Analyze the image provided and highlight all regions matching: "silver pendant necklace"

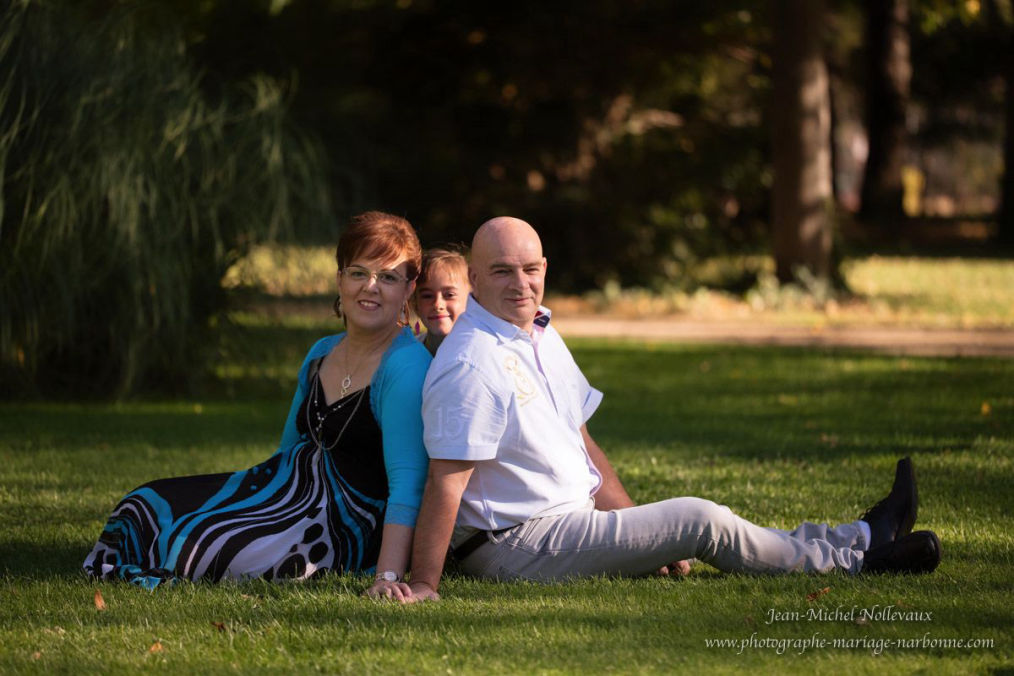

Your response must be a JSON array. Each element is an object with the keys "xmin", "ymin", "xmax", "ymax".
[{"xmin": 340, "ymin": 333, "xmax": 391, "ymax": 397}]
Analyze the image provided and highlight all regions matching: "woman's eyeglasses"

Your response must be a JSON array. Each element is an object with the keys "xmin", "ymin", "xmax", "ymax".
[{"xmin": 342, "ymin": 265, "xmax": 408, "ymax": 286}]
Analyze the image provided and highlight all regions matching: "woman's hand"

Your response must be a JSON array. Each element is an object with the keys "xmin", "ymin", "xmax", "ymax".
[{"xmin": 364, "ymin": 579, "xmax": 416, "ymax": 603}]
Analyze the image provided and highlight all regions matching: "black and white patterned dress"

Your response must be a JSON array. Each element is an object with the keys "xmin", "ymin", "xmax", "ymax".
[{"xmin": 83, "ymin": 358, "xmax": 390, "ymax": 588}]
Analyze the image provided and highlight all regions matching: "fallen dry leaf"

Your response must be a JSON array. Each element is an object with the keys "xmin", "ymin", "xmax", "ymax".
[
  {"xmin": 93, "ymin": 589, "xmax": 106, "ymax": 611},
  {"xmin": 148, "ymin": 641, "xmax": 164, "ymax": 654},
  {"xmin": 211, "ymin": 621, "xmax": 227, "ymax": 632},
  {"xmin": 31, "ymin": 651, "xmax": 42, "ymax": 660},
  {"xmin": 854, "ymin": 615, "xmax": 869, "ymax": 626},
  {"xmin": 981, "ymin": 401, "xmax": 992, "ymax": 416},
  {"xmin": 240, "ymin": 593, "xmax": 261, "ymax": 608},
  {"xmin": 806, "ymin": 586, "xmax": 831, "ymax": 602}
]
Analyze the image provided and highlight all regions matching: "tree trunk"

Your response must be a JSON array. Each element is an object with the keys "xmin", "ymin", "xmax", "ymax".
[
  {"xmin": 999, "ymin": 11, "xmax": 1014, "ymax": 248},
  {"xmin": 771, "ymin": 0, "xmax": 834, "ymax": 283},
  {"xmin": 859, "ymin": 0, "xmax": 911, "ymax": 223}
]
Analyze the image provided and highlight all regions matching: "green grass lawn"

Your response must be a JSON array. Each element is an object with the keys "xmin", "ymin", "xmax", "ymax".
[{"xmin": 2, "ymin": 324, "xmax": 1012, "ymax": 673}]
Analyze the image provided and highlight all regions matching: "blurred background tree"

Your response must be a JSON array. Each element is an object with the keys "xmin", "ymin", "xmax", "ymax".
[
  {"xmin": 859, "ymin": 0, "xmax": 911, "ymax": 224},
  {"xmin": 2, "ymin": 0, "xmax": 1008, "ymax": 397},
  {"xmin": 771, "ymin": 0, "xmax": 834, "ymax": 283}
]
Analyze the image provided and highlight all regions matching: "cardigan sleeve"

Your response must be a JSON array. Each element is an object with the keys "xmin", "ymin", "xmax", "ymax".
[{"xmin": 371, "ymin": 332, "xmax": 431, "ymax": 527}]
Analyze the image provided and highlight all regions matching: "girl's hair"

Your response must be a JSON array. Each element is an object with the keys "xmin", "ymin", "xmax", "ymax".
[
  {"xmin": 416, "ymin": 245, "xmax": 469, "ymax": 289},
  {"xmin": 333, "ymin": 211, "xmax": 422, "ymax": 318}
]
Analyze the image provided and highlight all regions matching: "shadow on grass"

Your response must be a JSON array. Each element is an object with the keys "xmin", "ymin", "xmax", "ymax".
[
  {"xmin": 1, "ymin": 540, "xmax": 92, "ymax": 579},
  {"xmin": 0, "ymin": 402, "xmax": 284, "ymax": 451}
]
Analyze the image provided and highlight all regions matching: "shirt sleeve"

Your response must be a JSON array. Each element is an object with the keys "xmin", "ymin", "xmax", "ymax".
[
  {"xmin": 580, "ymin": 380, "xmax": 603, "ymax": 423},
  {"xmin": 374, "ymin": 345, "xmax": 431, "ymax": 528},
  {"xmin": 423, "ymin": 357, "xmax": 507, "ymax": 461}
]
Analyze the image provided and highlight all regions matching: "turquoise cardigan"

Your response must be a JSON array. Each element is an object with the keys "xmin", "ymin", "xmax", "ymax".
[{"xmin": 275, "ymin": 326, "xmax": 432, "ymax": 527}]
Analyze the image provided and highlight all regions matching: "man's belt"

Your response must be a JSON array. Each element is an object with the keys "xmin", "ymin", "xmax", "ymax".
[{"xmin": 451, "ymin": 526, "xmax": 514, "ymax": 561}]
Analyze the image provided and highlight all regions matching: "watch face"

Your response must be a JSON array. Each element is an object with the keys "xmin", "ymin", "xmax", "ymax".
[{"xmin": 378, "ymin": 571, "xmax": 399, "ymax": 582}]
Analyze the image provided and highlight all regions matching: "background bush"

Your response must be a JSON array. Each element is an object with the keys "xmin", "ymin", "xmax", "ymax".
[{"xmin": 0, "ymin": 1, "xmax": 332, "ymax": 398}]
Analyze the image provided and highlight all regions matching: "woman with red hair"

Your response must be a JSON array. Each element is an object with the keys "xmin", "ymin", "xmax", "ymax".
[{"xmin": 85, "ymin": 212, "xmax": 430, "ymax": 601}]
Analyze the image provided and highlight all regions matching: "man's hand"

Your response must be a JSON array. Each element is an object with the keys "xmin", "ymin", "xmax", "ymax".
[
  {"xmin": 656, "ymin": 560, "xmax": 692, "ymax": 577},
  {"xmin": 408, "ymin": 580, "xmax": 441, "ymax": 602},
  {"xmin": 364, "ymin": 579, "xmax": 417, "ymax": 603}
]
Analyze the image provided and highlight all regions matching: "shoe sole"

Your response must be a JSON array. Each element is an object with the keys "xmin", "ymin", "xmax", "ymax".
[{"xmin": 910, "ymin": 529, "xmax": 942, "ymax": 574}]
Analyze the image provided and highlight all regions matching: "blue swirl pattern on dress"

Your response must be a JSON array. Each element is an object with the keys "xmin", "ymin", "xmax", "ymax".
[
  {"xmin": 84, "ymin": 379, "xmax": 386, "ymax": 588},
  {"xmin": 84, "ymin": 329, "xmax": 430, "ymax": 588}
]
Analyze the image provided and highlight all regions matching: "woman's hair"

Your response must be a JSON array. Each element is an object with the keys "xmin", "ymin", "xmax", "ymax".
[{"xmin": 333, "ymin": 211, "xmax": 422, "ymax": 318}]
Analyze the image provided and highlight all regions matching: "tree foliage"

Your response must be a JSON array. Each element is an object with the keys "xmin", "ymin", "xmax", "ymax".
[
  {"xmin": 180, "ymin": 0, "xmax": 776, "ymax": 291},
  {"xmin": 4, "ymin": 1, "xmax": 1007, "ymax": 400}
]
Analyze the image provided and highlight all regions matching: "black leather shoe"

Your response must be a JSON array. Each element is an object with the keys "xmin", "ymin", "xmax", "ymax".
[
  {"xmin": 860, "ymin": 457, "xmax": 917, "ymax": 549},
  {"xmin": 862, "ymin": 530, "xmax": 941, "ymax": 574}
]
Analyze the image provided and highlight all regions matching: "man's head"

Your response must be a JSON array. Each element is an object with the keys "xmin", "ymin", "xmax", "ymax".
[{"xmin": 469, "ymin": 217, "xmax": 547, "ymax": 333}]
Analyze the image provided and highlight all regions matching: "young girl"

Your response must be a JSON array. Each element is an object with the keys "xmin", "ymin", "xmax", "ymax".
[{"xmin": 413, "ymin": 247, "xmax": 469, "ymax": 355}]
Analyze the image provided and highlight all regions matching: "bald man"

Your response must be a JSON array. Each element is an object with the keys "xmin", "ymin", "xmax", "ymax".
[{"xmin": 403, "ymin": 217, "xmax": 939, "ymax": 602}]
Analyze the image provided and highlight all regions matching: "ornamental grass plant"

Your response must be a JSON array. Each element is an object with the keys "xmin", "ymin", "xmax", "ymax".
[{"xmin": 0, "ymin": 1, "xmax": 331, "ymax": 399}]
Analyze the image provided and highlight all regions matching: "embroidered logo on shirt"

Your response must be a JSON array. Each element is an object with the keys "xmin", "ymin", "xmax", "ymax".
[{"xmin": 504, "ymin": 356, "xmax": 538, "ymax": 406}]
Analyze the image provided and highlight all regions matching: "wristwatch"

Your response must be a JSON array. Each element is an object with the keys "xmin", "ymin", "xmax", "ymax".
[{"xmin": 374, "ymin": 570, "xmax": 401, "ymax": 583}]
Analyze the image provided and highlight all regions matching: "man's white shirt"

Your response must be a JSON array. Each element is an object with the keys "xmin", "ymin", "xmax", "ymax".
[{"xmin": 422, "ymin": 297, "xmax": 603, "ymax": 531}]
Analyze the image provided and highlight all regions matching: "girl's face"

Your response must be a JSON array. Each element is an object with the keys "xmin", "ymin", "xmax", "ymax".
[{"xmin": 415, "ymin": 265, "xmax": 468, "ymax": 338}]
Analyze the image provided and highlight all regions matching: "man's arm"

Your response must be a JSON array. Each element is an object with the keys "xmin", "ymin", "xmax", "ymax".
[
  {"xmin": 581, "ymin": 425, "xmax": 635, "ymax": 511},
  {"xmin": 405, "ymin": 458, "xmax": 476, "ymax": 601}
]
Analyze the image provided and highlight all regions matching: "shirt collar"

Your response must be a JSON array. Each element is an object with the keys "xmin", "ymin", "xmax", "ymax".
[{"xmin": 464, "ymin": 294, "xmax": 552, "ymax": 343}]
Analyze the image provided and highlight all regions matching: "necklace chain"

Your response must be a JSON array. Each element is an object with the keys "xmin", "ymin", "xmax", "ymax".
[
  {"xmin": 340, "ymin": 342, "xmax": 357, "ymax": 397},
  {"xmin": 306, "ymin": 373, "xmax": 366, "ymax": 452}
]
